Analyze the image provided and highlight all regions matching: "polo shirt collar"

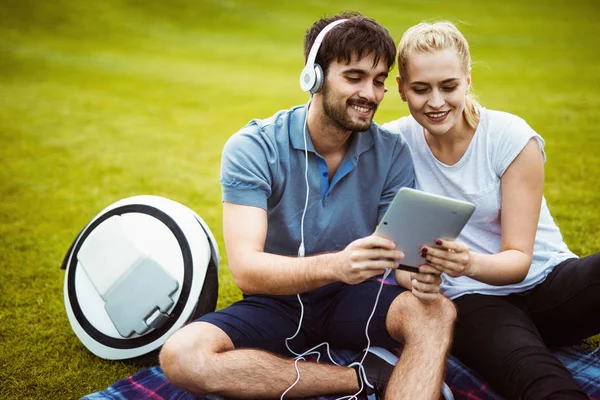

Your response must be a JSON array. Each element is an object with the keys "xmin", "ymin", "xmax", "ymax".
[{"xmin": 290, "ymin": 105, "xmax": 375, "ymax": 160}]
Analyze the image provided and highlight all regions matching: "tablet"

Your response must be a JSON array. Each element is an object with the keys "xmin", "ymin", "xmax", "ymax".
[{"xmin": 375, "ymin": 187, "xmax": 476, "ymax": 272}]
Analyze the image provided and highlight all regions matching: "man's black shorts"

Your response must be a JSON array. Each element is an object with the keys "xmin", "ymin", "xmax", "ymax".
[{"xmin": 197, "ymin": 277, "xmax": 407, "ymax": 355}]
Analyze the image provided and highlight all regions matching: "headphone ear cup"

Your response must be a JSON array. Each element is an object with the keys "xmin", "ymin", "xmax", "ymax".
[
  {"xmin": 300, "ymin": 66, "xmax": 317, "ymax": 93},
  {"xmin": 311, "ymin": 64, "xmax": 324, "ymax": 94}
]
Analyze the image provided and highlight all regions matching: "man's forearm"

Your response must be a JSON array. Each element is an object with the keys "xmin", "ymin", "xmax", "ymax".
[{"xmin": 230, "ymin": 251, "xmax": 342, "ymax": 295}]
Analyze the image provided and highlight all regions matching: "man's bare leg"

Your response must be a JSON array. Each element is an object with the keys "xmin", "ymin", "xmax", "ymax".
[
  {"xmin": 160, "ymin": 322, "xmax": 360, "ymax": 398},
  {"xmin": 384, "ymin": 292, "xmax": 456, "ymax": 399}
]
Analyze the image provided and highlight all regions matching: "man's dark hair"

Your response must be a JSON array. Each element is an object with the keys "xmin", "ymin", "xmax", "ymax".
[{"xmin": 303, "ymin": 11, "xmax": 396, "ymax": 76}]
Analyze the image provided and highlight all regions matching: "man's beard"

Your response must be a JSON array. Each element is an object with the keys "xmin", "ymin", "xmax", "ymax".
[{"xmin": 321, "ymin": 84, "xmax": 378, "ymax": 132}]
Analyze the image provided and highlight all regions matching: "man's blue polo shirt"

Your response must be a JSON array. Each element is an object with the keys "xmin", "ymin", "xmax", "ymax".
[{"xmin": 220, "ymin": 105, "xmax": 414, "ymax": 257}]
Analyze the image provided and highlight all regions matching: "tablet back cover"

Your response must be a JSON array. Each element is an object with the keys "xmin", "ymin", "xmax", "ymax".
[{"xmin": 376, "ymin": 188, "xmax": 475, "ymax": 270}]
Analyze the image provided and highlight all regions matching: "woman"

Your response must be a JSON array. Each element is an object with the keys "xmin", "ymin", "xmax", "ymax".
[{"xmin": 383, "ymin": 21, "xmax": 600, "ymax": 399}]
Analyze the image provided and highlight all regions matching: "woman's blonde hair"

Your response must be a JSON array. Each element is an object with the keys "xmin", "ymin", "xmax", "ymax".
[{"xmin": 397, "ymin": 21, "xmax": 481, "ymax": 129}]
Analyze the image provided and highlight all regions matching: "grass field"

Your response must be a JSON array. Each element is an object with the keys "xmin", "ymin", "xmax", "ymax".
[{"xmin": 1, "ymin": 0, "xmax": 599, "ymax": 398}]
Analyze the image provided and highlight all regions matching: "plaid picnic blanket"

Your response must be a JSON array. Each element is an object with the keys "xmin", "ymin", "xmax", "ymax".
[{"xmin": 84, "ymin": 345, "xmax": 600, "ymax": 400}]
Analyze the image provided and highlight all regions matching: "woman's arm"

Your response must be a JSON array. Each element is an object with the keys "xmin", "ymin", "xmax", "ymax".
[{"xmin": 422, "ymin": 137, "xmax": 544, "ymax": 285}]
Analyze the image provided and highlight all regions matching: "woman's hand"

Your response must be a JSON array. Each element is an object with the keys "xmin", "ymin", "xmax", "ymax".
[
  {"xmin": 422, "ymin": 239, "xmax": 476, "ymax": 278},
  {"xmin": 409, "ymin": 263, "xmax": 443, "ymax": 303}
]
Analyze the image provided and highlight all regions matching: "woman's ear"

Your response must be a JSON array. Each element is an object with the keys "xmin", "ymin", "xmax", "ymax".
[
  {"xmin": 396, "ymin": 76, "xmax": 407, "ymax": 102},
  {"xmin": 465, "ymin": 68, "xmax": 472, "ymax": 93}
]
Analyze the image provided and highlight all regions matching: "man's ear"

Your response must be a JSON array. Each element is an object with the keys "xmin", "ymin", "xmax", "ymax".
[{"xmin": 396, "ymin": 76, "xmax": 407, "ymax": 102}]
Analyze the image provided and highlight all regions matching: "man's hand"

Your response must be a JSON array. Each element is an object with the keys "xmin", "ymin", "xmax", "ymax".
[{"xmin": 336, "ymin": 235, "xmax": 404, "ymax": 285}]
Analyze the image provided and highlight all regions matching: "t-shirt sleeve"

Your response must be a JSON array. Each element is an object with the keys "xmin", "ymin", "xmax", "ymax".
[
  {"xmin": 377, "ymin": 135, "xmax": 415, "ymax": 223},
  {"xmin": 380, "ymin": 116, "xmax": 411, "ymax": 136},
  {"xmin": 220, "ymin": 124, "xmax": 276, "ymax": 210},
  {"xmin": 492, "ymin": 115, "xmax": 546, "ymax": 177}
]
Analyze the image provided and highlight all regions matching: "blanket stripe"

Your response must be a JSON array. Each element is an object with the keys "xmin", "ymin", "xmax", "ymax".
[{"xmin": 84, "ymin": 346, "xmax": 600, "ymax": 400}]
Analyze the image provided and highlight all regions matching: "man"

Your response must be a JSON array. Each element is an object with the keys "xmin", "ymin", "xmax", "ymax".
[{"xmin": 160, "ymin": 12, "xmax": 455, "ymax": 399}]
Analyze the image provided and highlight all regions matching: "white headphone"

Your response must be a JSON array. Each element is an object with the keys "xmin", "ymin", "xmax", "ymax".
[{"xmin": 299, "ymin": 18, "xmax": 349, "ymax": 95}]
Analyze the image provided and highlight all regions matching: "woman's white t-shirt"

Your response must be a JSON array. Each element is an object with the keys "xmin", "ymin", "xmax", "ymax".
[{"xmin": 382, "ymin": 109, "xmax": 577, "ymax": 300}]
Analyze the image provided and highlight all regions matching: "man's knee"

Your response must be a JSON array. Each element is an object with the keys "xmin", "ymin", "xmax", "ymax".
[
  {"xmin": 434, "ymin": 295, "xmax": 458, "ymax": 324},
  {"xmin": 417, "ymin": 294, "xmax": 457, "ymax": 336},
  {"xmin": 159, "ymin": 321, "xmax": 233, "ymax": 392},
  {"xmin": 386, "ymin": 292, "xmax": 456, "ymax": 343}
]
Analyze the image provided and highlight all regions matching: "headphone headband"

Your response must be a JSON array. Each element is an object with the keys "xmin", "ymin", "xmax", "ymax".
[
  {"xmin": 304, "ymin": 19, "xmax": 348, "ymax": 70},
  {"xmin": 300, "ymin": 18, "xmax": 349, "ymax": 94}
]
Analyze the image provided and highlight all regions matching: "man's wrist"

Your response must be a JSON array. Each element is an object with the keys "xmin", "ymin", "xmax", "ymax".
[{"xmin": 313, "ymin": 252, "xmax": 341, "ymax": 283}]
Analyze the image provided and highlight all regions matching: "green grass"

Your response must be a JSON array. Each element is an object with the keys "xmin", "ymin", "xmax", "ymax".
[{"xmin": 1, "ymin": 0, "xmax": 599, "ymax": 398}]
